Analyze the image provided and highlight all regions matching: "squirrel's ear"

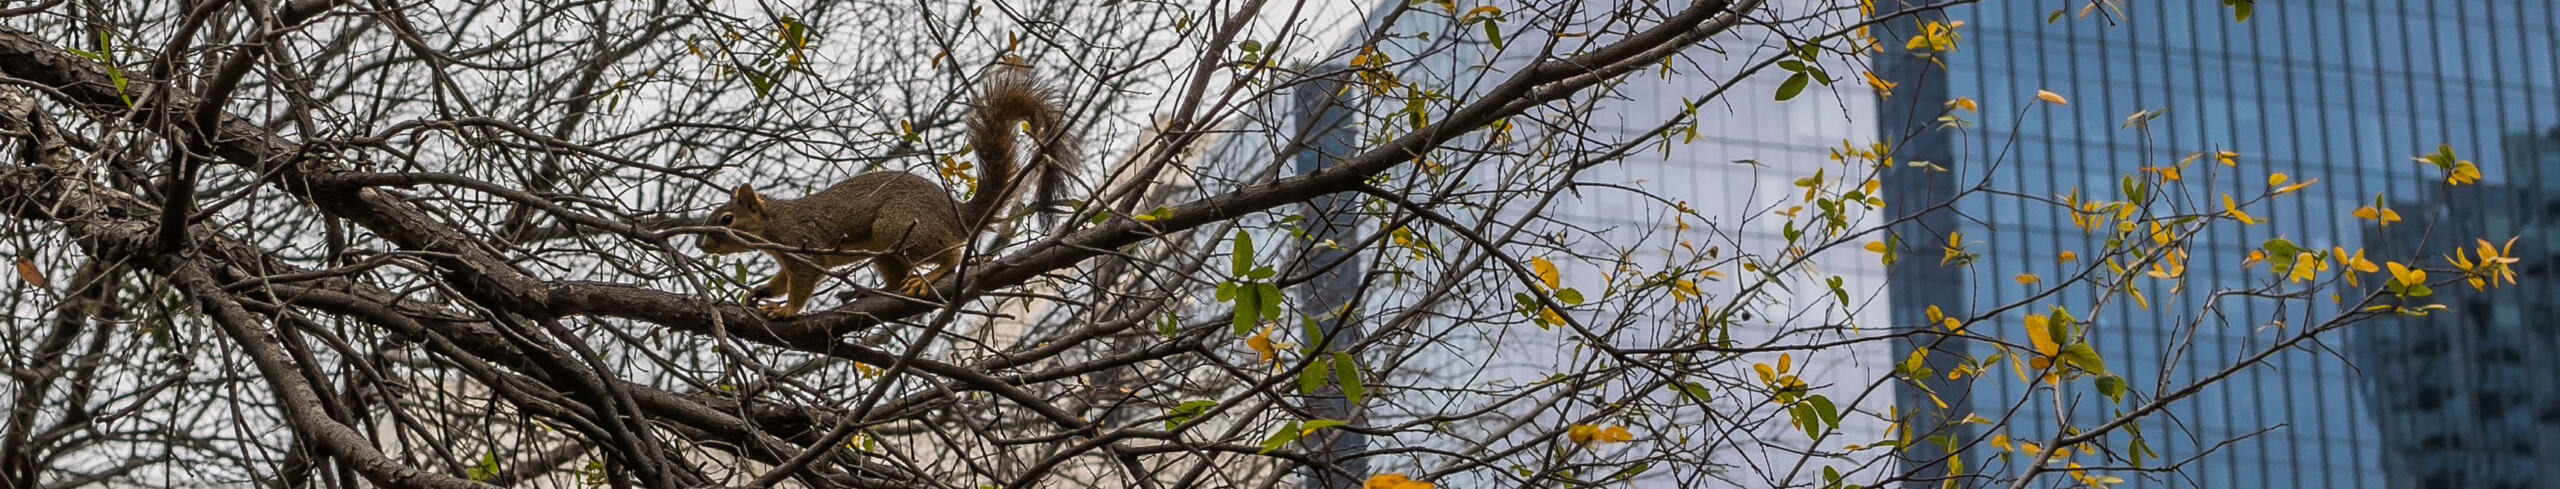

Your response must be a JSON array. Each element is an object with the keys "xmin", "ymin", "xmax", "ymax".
[{"xmin": 731, "ymin": 185, "xmax": 766, "ymax": 212}]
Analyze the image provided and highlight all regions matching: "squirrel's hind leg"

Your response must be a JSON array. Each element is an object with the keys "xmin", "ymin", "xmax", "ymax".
[{"xmin": 873, "ymin": 257, "xmax": 918, "ymax": 296}]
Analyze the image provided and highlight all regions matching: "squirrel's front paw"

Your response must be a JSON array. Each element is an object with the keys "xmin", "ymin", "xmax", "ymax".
[
  {"xmin": 899, "ymin": 277, "xmax": 934, "ymax": 296},
  {"xmin": 759, "ymin": 303, "xmax": 801, "ymax": 318}
]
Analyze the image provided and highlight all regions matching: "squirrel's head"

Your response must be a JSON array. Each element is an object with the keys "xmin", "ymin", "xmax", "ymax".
[{"xmin": 696, "ymin": 184, "xmax": 772, "ymax": 254}]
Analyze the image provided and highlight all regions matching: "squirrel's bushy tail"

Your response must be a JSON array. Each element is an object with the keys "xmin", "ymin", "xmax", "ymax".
[{"xmin": 964, "ymin": 65, "xmax": 1075, "ymax": 231}]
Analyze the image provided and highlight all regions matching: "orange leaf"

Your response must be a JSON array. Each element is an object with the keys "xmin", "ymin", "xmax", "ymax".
[
  {"xmin": 1365, "ymin": 473, "xmax": 1435, "ymax": 489},
  {"xmin": 14, "ymin": 257, "xmax": 43, "ymax": 288}
]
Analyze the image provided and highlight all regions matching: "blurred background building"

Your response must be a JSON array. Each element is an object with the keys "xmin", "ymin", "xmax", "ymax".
[
  {"xmin": 1274, "ymin": 0, "xmax": 1897, "ymax": 486},
  {"xmin": 1263, "ymin": 0, "xmax": 2560, "ymax": 488}
]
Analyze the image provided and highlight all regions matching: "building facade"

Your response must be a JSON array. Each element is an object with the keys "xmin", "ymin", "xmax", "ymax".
[
  {"xmin": 1881, "ymin": 2, "xmax": 2560, "ymax": 488},
  {"xmin": 2354, "ymin": 127, "xmax": 2560, "ymax": 489}
]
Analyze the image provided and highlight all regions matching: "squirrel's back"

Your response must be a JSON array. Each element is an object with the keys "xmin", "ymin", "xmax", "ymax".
[{"xmin": 768, "ymin": 172, "xmax": 956, "ymax": 248}]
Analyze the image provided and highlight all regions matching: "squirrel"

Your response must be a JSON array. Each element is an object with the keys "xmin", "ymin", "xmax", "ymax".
[{"xmin": 697, "ymin": 67, "xmax": 1074, "ymax": 317}]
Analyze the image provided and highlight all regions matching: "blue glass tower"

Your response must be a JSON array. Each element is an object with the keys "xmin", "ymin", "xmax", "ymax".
[
  {"xmin": 2354, "ymin": 126, "xmax": 2560, "ymax": 489},
  {"xmin": 1879, "ymin": 2, "xmax": 2560, "ymax": 488}
]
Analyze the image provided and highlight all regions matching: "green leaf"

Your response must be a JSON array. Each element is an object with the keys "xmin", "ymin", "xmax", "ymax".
[
  {"xmin": 1674, "ymin": 381, "xmax": 1712, "ymax": 404},
  {"xmin": 1298, "ymin": 418, "xmax": 1346, "ymax": 432},
  {"xmin": 746, "ymin": 72, "xmax": 775, "ymax": 97},
  {"xmin": 1166, "ymin": 400, "xmax": 1217, "ymax": 429},
  {"xmin": 2261, "ymin": 238, "xmax": 2303, "ymax": 270},
  {"xmin": 1258, "ymin": 421, "xmax": 1301, "ymax": 454},
  {"xmin": 1775, "ymin": 72, "xmax": 1811, "ymax": 101},
  {"xmin": 1791, "ymin": 404, "xmax": 1822, "ymax": 439},
  {"xmin": 2095, "ymin": 374, "xmax": 2127, "ymax": 402},
  {"xmin": 1233, "ymin": 291, "xmax": 1260, "ymax": 335},
  {"xmin": 1256, "ymin": 282, "xmax": 1283, "ymax": 320},
  {"xmin": 1232, "ymin": 230, "xmax": 1255, "ymax": 275},
  {"xmin": 1332, "ymin": 352, "xmax": 1365, "ymax": 404},
  {"xmin": 1088, "ymin": 210, "xmax": 1112, "ymax": 224},
  {"xmin": 1215, "ymin": 281, "xmax": 1236, "ymax": 301},
  {"xmin": 467, "ymin": 451, "xmax": 500, "ymax": 481},
  {"xmin": 1807, "ymin": 394, "xmax": 1841, "ymax": 430},
  {"xmin": 1300, "ymin": 316, "xmax": 1325, "ymax": 349},
  {"xmin": 1298, "ymin": 355, "xmax": 1331, "ymax": 394},
  {"xmin": 1482, "ymin": 20, "xmax": 1505, "ymax": 50},
  {"xmin": 1158, "ymin": 310, "xmax": 1180, "ymax": 338},
  {"xmin": 1239, "ymin": 39, "xmax": 1262, "ymax": 52},
  {"xmin": 1827, "ymin": 276, "xmax": 1849, "ymax": 305},
  {"xmin": 2222, "ymin": 0, "xmax": 2254, "ymax": 21},
  {"xmin": 1556, "ymin": 288, "xmax": 1584, "ymax": 305},
  {"xmin": 2059, "ymin": 343, "xmax": 2107, "ymax": 375}
]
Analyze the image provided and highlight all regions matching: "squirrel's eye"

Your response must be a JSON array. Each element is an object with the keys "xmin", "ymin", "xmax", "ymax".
[{"xmin": 717, "ymin": 214, "xmax": 735, "ymax": 225}]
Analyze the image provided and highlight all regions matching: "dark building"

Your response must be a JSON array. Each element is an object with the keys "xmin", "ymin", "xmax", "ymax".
[{"xmin": 2354, "ymin": 127, "xmax": 2560, "ymax": 489}]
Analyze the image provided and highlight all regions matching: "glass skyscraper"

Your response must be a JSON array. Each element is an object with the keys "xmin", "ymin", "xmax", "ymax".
[
  {"xmin": 1881, "ymin": 2, "xmax": 2560, "ymax": 488},
  {"xmin": 2355, "ymin": 127, "xmax": 2560, "ymax": 489}
]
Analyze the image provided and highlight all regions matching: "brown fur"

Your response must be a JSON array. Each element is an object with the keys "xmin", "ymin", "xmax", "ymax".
[{"xmin": 698, "ymin": 67, "xmax": 1074, "ymax": 317}]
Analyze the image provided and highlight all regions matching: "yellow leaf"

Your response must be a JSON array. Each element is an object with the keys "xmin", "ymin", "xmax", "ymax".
[
  {"xmin": 1754, "ymin": 363, "xmax": 1777, "ymax": 383},
  {"xmin": 2354, "ymin": 205, "xmax": 2401, "ymax": 225},
  {"xmin": 2335, "ymin": 246, "xmax": 2377, "ymax": 287},
  {"xmin": 2387, "ymin": 261, "xmax": 2426, "ymax": 288},
  {"xmin": 2015, "ymin": 273, "xmax": 2040, "ymax": 285},
  {"xmin": 2267, "ymin": 172, "xmax": 2289, "ymax": 186},
  {"xmin": 1601, "ymin": 425, "xmax": 1634, "ymax": 443},
  {"xmin": 1530, "ymin": 256, "xmax": 1560, "ymax": 290},
  {"xmin": 1247, "ymin": 326, "xmax": 1282, "ymax": 368},
  {"xmin": 1566, "ymin": 424, "xmax": 1631, "ymax": 446},
  {"xmin": 2024, "ymin": 313, "xmax": 2060, "ymax": 357},
  {"xmin": 1777, "ymin": 352, "xmax": 1793, "ymax": 373},
  {"xmin": 2056, "ymin": 250, "xmax": 2077, "ymax": 262},
  {"xmin": 2222, "ymin": 194, "xmax": 2257, "ymax": 225},
  {"xmin": 2140, "ymin": 165, "xmax": 2182, "ymax": 181},
  {"xmin": 1672, "ymin": 279, "xmax": 1700, "ymax": 301},
  {"xmin": 1365, "ymin": 473, "xmax": 1435, "ymax": 489},
  {"xmin": 1948, "ymin": 96, "xmax": 1978, "ymax": 112},
  {"xmin": 1925, "ymin": 304, "xmax": 1944, "ymax": 324},
  {"xmin": 2285, "ymin": 252, "xmax": 2320, "ymax": 283},
  {"xmin": 14, "ymin": 257, "xmax": 43, "ymax": 288},
  {"xmin": 2450, "ymin": 161, "xmax": 2482, "ymax": 185},
  {"xmin": 2146, "ymin": 247, "xmax": 2186, "ymax": 279},
  {"xmin": 1905, "ymin": 20, "xmax": 1963, "ymax": 52},
  {"xmin": 2035, "ymin": 89, "xmax": 2068, "ymax": 105},
  {"xmin": 1865, "ymin": 241, "xmax": 1889, "ymax": 253},
  {"xmin": 1864, "ymin": 70, "xmax": 1898, "ymax": 98},
  {"xmin": 2217, "ymin": 150, "xmax": 2240, "ymax": 166},
  {"xmin": 2148, "ymin": 221, "xmax": 2176, "ymax": 245},
  {"xmin": 2273, "ymin": 178, "xmax": 2316, "ymax": 195}
]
